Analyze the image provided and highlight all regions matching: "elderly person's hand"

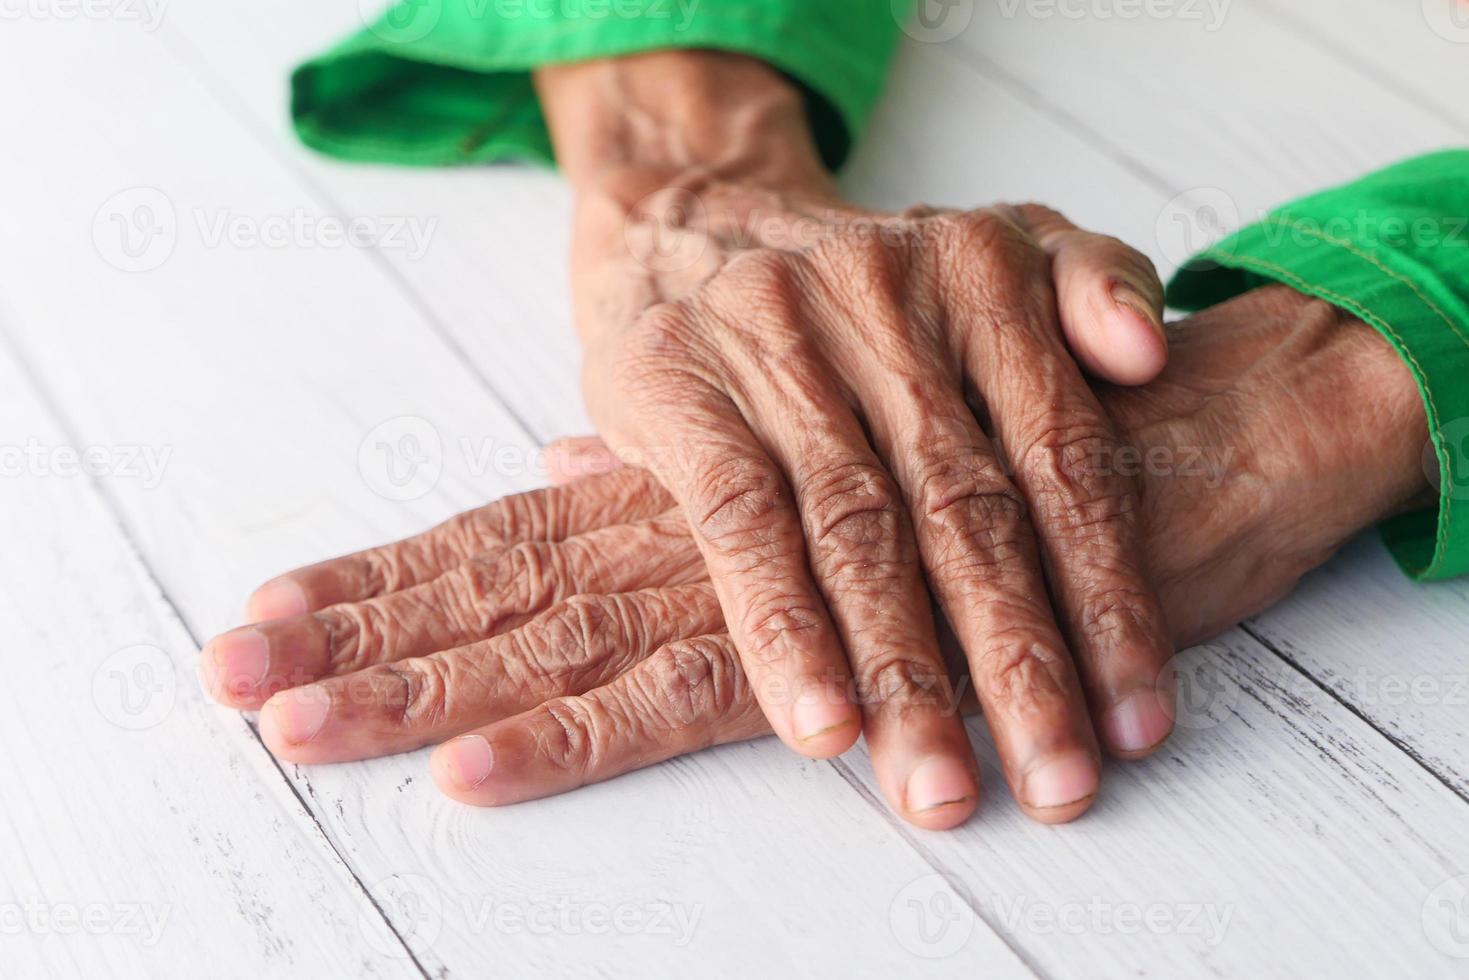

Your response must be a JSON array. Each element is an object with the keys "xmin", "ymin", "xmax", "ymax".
[
  {"xmin": 511, "ymin": 50, "xmax": 1180, "ymax": 817},
  {"xmin": 204, "ymin": 285, "xmax": 1429, "ymax": 828}
]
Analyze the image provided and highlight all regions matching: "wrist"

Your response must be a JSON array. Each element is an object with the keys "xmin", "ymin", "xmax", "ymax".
[
  {"xmin": 1110, "ymin": 284, "xmax": 1430, "ymax": 645},
  {"xmin": 534, "ymin": 50, "xmax": 832, "ymax": 202},
  {"xmin": 1250, "ymin": 288, "xmax": 1430, "ymax": 527}
]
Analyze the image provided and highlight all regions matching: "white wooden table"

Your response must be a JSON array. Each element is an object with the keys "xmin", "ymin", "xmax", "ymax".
[{"xmin": 2, "ymin": 2, "xmax": 1467, "ymax": 977}]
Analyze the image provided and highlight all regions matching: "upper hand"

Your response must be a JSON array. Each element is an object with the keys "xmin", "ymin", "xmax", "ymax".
[{"xmin": 578, "ymin": 177, "xmax": 1176, "ymax": 820}]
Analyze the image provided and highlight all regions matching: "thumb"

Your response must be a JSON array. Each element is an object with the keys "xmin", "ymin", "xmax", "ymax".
[{"xmin": 1007, "ymin": 203, "xmax": 1168, "ymax": 386}]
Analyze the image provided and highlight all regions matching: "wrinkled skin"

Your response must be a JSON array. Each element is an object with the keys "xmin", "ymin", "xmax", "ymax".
[
  {"xmin": 204, "ymin": 285, "xmax": 1428, "ymax": 829},
  {"xmin": 580, "ymin": 191, "xmax": 1181, "ymax": 802},
  {"xmin": 541, "ymin": 50, "xmax": 1182, "ymax": 816}
]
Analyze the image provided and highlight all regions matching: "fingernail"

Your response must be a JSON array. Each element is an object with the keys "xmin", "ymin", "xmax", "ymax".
[
  {"xmin": 269, "ymin": 687, "xmax": 330, "ymax": 745},
  {"xmin": 203, "ymin": 629, "xmax": 269, "ymax": 699},
  {"xmin": 1101, "ymin": 690, "xmax": 1174, "ymax": 755},
  {"xmin": 905, "ymin": 757, "xmax": 977, "ymax": 813},
  {"xmin": 440, "ymin": 735, "xmax": 494, "ymax": 790},
  {"xmin": 247, "ymin": 579, "xmax": 307, "ymax": 622},
  {"xmin": 1110, "ymin": 283, "xmax": 1163, "ymax": 333},
  {"xmin": 792, "ymin": 686, "xmax": 857, "ymax": 744},
  {"xmin": 1022, "ymin": 751, "xmax": 1099, "ymax": 809}
]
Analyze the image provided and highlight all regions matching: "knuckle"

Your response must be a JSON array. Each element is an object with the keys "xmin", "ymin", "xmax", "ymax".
[
  {"xmin": 638, "ymin": 637, "xmax": 743, "ymax": 730},
  {"xmin": 382, "ymin": 656, "xmax": 452, "ymax": 729},
  {"xmin": 689, "ymin": 457, "xmax": 791, "ymax": 554},
  {"xmin": 557, "ymin": 593, "xmax": 638, "ymax": 655},
  {"xmin": 1075, "ymin": 587, "xmax": 1157, "ymax": 647},
  {"xmin": 913, "ymin": 453, "xmax": 1031, "ymax": 564},
  {"xmin": 504, "ymin": 594, "xmax": 630, "ymax": 690},
  {"xmin": 1021, "ymin": 422, "xmax": 1135, "ymax": 533},
  {"xmin": 443, "ymin": 545, "xmax": 552, "ymax": 636},
  {"xmin": 539, "ymin": 698, "xmax": 601, "ymax": 774},
  {"xmin": 735, "ymin": 593, "xmax": 826, "ymax": 669},
  {"xmin": 464, "ymin": 489, "xmax": 539, "ymax": 546},
  {"xmin": 320, "ymin": 603, "xmax": 390, "ymax": 673},
  {"xmin": 1012, "ymin": 201, "xmax": 1068, "ymax": 230},
  {"xmin": 856, "ymin": 654, "xmax": 949, "ymax": 713},
  {"xmin": 803, "ymin": 460, "xmax": 904, "ymax": 555},
  {"xmin": 435, "ymin": 486, "xmax": 556, "ymax": 556},
  {"xmin": 498, "ymin": 542, "xmax": 562, "ymax": 610},
  {"xmin": 978, "ymin": 635, "xmax": 1070, "ymax": 711},
  {"xmin": 359, "ymin": 546, "xmax": 410, "ymax": 596},
  {"xmin": 440, "ymin": 561, "xmax": 505, "ymax": 635}
]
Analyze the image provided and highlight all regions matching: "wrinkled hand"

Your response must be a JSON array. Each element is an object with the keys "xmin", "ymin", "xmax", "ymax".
[
  {"xmin": 577, "ymin": 174, "xmax": 1180, "ymax": 820},
  {"xmin": 538, "ymin": 52, "xmax": 1177, "ymax": 815},
  {"xmin": 204, "ymin": 286, "xmax": 1428, "ymax": 827}
]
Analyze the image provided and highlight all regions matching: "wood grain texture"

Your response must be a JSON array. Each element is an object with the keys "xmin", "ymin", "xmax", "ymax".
[
  {"xmin": 2, "ymin": 1, "xmax": 1467, "ymax": 977},
  {"xmin": 0, "ymin": 319, "xmax": 421, "ymax": 975}
]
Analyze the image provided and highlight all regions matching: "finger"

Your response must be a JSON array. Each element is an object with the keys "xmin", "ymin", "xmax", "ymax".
[
  {"xmin": 609, "ymin": 352, "xmax": 860, "ymax": 759},
  {"xmin": 245, "ymin": 467, "xmax": 672, "ymax": 620},
  {"xmin": 1004, "ymin": 204, "xmax": 1167, "ymax": 386},
  {"xmin": 204, "ymin": 513, "xmax": 702, "ymax": 709},
  {"xmin": 731, "ymin": 343, "xmax": 980, "ymax": 827},
  {"xmin": 947, "ymin": 218, "xmax": 1176, "ymax": 760},
  {"xmin": 431, "ymin": 632, "xmax": 769, "ymax": 807},
  {"xmin": 853, "ymin": 380, "xmax": 1103, "ymax": 821},
  {"xmin": 544, "ymin": 436, "xmax": 623, "ymax": 486},
  {"xmin": 259, "ymin": 584, "xmax": 726, "ymax": 763}
]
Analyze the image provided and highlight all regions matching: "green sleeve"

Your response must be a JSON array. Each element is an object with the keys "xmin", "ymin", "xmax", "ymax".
[
  {"xmin": 1166, "ymin": 150, "xmax": 1469, "ymax": 581},
  {"xmin": 291, "ymin": 0, "xmax": 909, "ymax": 172}
]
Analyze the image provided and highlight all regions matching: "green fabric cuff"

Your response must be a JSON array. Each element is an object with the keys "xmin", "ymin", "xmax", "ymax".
[
  {"xmin": 1167, "ymin": 150, "xmax": 1469, "ymax": 581},
  {"xmin": 291, "ymin": 0, "xmax": 908, "ymax": 171}
]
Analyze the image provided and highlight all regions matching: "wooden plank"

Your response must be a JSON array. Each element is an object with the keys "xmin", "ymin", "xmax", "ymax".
[
  {"xmin": 0, "ymin": 324, "xmax": 420, "ymax": 976},
  {"xmin": 1243, "ymin": 537, "xmax": 1469, "ymax": 797},
  {"xmin": 0, "ymin": 15, "xmax": 1034, "ymax": 979},
  {"xmin": 948, "ymin": 0, "xmax": 1464, "ymax": 236},
  {"xmin": 1254, "ymin": 0, "xmax": 1469, "ymax": 133},
  {"xmin": 841, "ymin": 629, "xmax": 1469, "ymax": 978},
  {"xmin": 135, "ymin": 7, "xmax": 1469, "ymax": 976}
]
